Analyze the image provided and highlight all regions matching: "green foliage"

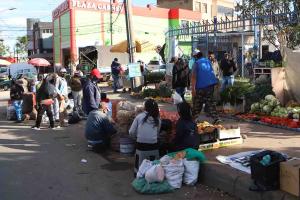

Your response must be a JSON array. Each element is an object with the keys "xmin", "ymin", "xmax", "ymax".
[
  {"xmin": 15, "ymin": 36, "xmax": 28, "ymax": 55},
  {"xmin": 221, "ymin": 78, "xmax": 255, "ymax": 105},
  {"xmin": 142, "ymin": 88, "xmax": 159, "ymax": 98},
  {"xmin": 0, "ymin": 42, "xmax": 10, "ymax": 56},
  {"xmin": 145, "ymin": 72, "xmax": 165, "ymax": 84},
  {"xmin": 158, "ymin": 84, "xmax": 172, "ymax": 98}
]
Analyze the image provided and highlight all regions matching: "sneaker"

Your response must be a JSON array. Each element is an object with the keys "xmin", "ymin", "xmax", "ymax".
[{"xmin": 32, "ymin": 127, "xmax": 41, "ymax": 130}]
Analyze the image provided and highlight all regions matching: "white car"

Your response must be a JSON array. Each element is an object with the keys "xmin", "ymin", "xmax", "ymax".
[{"xmin": 146, "ymin": 60, "xmax": 164, "ymax": 72}]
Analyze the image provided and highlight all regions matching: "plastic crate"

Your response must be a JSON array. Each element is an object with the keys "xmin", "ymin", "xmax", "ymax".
[
  {"xmin": 250, "ymin": 150, "xmax": 286, "ymax": 190},
  {"xmin": 199, "ymin": 129, "xmax": 218, "ymax": 144}
]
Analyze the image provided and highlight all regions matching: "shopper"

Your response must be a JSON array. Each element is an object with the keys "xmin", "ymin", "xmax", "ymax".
[
  {"xmin": 191, "ymin": 51, "xmax": 221, "ymax": 124},
  {"xmin": 10, "ymin": 79, "xmax": 25, "ymax": 123},
  {"xmin": 220, "ymin": 53, "xmax": 237, "ymax": 91},
  {"xmin": 70, "ymin": 71, "xmax": 83, "ymax": 112},
  {"xmin": 111, "ymin": 58, "xmax": 121, "ymax": 93},
  {"xmin": 172, "ymin": 102, "xmax": 199, "ymax": 151},
  {"xmin": 129, "ymin": 99, "xmax": 161, "ymax": 175},
  {"xmin": 32, "ymin": 76, "xmax": 57, "ymax": 130},
  {"xmin": 172, "ymin": 58, "xmax": 190, "ymax": 100},
  {"xmin": 82, "ymin": 68, "xmax": 101, "ymax": 115},
  {"xmin": 188, "ymin": 49, "xmax": 200, "ymax": 71},
  {"xmin": 56, "ymin": 68, "xmax": 69, "ymax": 127},
  {"xmin": 208, "ymin": 51, "xmax": 221, "ymax": 102},
  {"xmin": 85, "ymin": 102, "xmax": 117, "ymax": 152}
]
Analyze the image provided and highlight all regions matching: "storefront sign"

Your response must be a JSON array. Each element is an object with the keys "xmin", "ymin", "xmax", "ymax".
[
  {"xmin": 53, "ymin": 0, "xmax": 69, "ymax": 19},
  {"xmin": 128, "ymin": 63, "xmax": 142, "ymax": 78},
  {"xmin": 71, "ymin": 0, "xmax": 123, "ymax": 12}
]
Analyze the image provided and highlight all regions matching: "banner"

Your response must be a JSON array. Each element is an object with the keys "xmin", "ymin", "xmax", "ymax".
[{"xmin": 128, "ymin": 63, "xmax": 142, "ymax": 78}]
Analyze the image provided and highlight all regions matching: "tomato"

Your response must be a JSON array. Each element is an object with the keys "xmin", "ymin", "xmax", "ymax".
[{"xmin": 288, "ymin": 121, "xmax": 299, "ymax": 128}]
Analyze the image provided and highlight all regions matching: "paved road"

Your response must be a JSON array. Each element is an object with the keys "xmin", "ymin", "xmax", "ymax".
[{"xmin": 0, "ymin": 91, "xmax": 234, "ymax": 200}]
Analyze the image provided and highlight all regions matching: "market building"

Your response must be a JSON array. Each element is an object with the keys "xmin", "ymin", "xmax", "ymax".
[{"xmin": 52, "ymin": 0, "xmax": 235, "ymax": 68}]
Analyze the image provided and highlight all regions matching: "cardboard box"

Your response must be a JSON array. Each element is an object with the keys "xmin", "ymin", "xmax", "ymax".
[{"xmin": 280, "ymin": 159, "xmax": 300, "ymax": 197}]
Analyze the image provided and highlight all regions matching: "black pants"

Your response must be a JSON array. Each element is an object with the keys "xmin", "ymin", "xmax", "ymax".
[{"xmin": 35, "ymin": 104, "xmax": 54, "ymax": 128}]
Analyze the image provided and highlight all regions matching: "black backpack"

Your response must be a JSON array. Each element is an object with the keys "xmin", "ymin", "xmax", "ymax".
[{"xmin": 68, "ymin": 111, "xmax": 81, "ymax": 124}]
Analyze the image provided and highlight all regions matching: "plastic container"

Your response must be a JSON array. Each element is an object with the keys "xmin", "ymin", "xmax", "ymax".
[
  {"xmin": 250, "ymin": 150, "xmax": 286, "ymax": 190},
  {"xmin": 120, "ymin": 137, "xmax": 135, "ymax": 155}
]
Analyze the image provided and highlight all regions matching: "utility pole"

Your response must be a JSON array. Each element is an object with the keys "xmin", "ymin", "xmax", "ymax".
[
  {"xmin": 124, "ymin": 0, "xmax": 134, "ymax": 63},
  {"xmin": 110, "ymin": 0, "xmax": 113, "ymax": 45}
]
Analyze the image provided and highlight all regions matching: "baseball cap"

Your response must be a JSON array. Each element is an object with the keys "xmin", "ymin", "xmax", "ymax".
[
  {"xmin": 90, "ymin": 68, "xmax": 101, "ymax": 79},
  {"xmin": 60, "ymin": 68, "xmax": 67, "ymax": 73},
  {"xmin": 192, "ymin": 49, "xmax": 200, "ymax": 56}
]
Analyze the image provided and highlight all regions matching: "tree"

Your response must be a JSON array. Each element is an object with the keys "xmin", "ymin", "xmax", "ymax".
[
  {"xmin": 15, "ymin": 36, "xmax": 28, "ymax": 55},
  {"xmin": 0, "ymin": 41, "xmax": 10, "ymax": 56},
  {"xmin": 239, "ymin": 0, "xmax": 299, "ymax": 52}
]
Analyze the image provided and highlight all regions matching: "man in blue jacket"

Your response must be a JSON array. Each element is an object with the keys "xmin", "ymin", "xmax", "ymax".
[
  {"xmin": 191, "ymin": 51, "xmax": 221, "ymax": 124},
  {"xmin": 82, "ymin": 68, "xmax": 102, "ymax": 115}
]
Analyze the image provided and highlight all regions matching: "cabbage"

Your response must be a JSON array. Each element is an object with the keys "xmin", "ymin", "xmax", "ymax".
[
  {"xmin": 251, "ymin": 103, "xmax": 260, "ymax": 111},
  {"xmin": 265, "ymin": 95, "xmax": 276, "ymax": 101},
  {"xmin": 263, "ymin": 105, "xmax": 272, "ymax": 113},
  {"xmin": 293, "ymin": 113, "xmax": 299, "ymax": 119}
]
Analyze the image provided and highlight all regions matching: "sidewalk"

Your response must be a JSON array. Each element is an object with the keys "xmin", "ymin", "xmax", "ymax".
[{"xmin": 197, "ymin": 116, "xmax": 300, "ymax": 200}]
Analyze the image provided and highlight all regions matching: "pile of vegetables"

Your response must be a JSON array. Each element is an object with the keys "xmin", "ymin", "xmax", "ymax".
[
  {"xmin": 142, "ymin": 85, "xmax": 172, "ymax": 98},
  {"xmin": 145, "ymin": 72, "xmax": 165, "ymax": 84}
]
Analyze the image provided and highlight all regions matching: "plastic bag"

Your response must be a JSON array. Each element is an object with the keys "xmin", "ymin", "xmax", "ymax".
[
  {"xmin": 183, "ymin": 159, "xmax": 200, "ymax": 185},
  {"xmin": 160, "ymin": 155, "xmax": 172, "ymax": 165},
  {"xmin": 172, "ymin": 92, "xmax": 183, "ymax": 105},
  {"xmin": 162, "ymin": 159, "xmax": 184, "ymax": 189},
  {"xmin": 184, "ymin": 90, "xmax": 193, "ymax": 104},
  {"xmin": 137, "ymin": 159, "xmax": 153, "ymax": 178},
  {"xmin": 145, "ymin": 165, "xmax": 165, "ymax": 183}
]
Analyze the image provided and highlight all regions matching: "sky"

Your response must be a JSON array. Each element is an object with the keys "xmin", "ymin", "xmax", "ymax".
[{"xmin": 0, "ymin": 0, "xmax": 156, "ymax": 54}]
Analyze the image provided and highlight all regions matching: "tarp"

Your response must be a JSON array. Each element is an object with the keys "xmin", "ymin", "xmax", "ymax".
[{"xmin": 110, "ymin": 40, "xmax": 156, "ymax": 53}]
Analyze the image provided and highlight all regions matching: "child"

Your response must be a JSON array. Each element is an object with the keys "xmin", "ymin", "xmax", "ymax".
[
  {"xmin": 172, "ymin": 102, "xmax": 199, "ymax": 151},
  {"xmin": 129, "ymin": 99, "xmax": 161, "ymax": 175}
]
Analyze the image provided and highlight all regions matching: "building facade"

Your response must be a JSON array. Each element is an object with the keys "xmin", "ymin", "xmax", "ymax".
[
  {"xmin": 52, "ymin": 0, "xmax": 205, "ymax": 67},
  {"xmin": 26, "ymin": 18, "xmax": 40, "ymax": 56}
]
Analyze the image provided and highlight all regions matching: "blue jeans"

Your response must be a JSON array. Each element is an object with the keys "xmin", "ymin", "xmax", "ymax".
[
  {"xmin": 112, "ymin": 75, "xmax": 119, "ymax": 92},
  {"xmin": 221, "ymin": 75, "xmax": 234, "ymax": 92},
  {"xmin": 176, "ymin": 87, "xmax": 186, "ymax": 100},
  {"xmin": 13, "ymin": 100, "xmax": 23, "ymax": 121}
]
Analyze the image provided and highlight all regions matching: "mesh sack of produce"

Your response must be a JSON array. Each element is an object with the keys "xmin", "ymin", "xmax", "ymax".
[
  {"xmin": 132, "ymin": 178, "xmax": 173, "ymax": 194},
  {"xmin": 135, "ymin": 105, "xmax": 144, "ymax": 116},
  {"xmin": 117, "ymin": 101, "xmax": 135, "ymax": 111},
  {"xmin": 117, "ymin": 110, "xmax": 135, "ymax": 124}
]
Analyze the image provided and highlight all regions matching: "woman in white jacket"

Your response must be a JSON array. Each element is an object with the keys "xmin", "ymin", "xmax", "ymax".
[{"xmin": 129, "ymin": 99, "xmax": 161, "ymax": 176}]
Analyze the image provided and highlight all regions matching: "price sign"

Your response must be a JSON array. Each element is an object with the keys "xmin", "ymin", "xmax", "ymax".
[{"xmin": 128, "ymin": 63, "xmax": 142, "ymax": 78}]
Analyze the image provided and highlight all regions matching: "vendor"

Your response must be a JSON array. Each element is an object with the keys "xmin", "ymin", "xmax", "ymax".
[
  {"xmin": 129, "ymin": 99, "xmax": 161, "ymax": 175},
  {"xmin": 172, "ymin": 102, "xmax": 199, "ymax": 151},
  {"xmin": 85, "ymin": 102, "xmax": 117, "ymax": 152}
]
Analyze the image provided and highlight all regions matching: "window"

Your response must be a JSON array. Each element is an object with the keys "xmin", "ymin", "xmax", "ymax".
[
  {"xmin": 194, "ymin": 1, "xmax": 201, "ymax": 12},
  {"xmin": 202, "ymin": 3, "xmax": 207, "ymax": 13}
]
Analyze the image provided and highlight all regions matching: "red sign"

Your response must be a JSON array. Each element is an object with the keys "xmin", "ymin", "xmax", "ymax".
[
  {"xmin": 52, "ymin": 0, "xmax": 70, "ymax": 19},
  {"xmin": 71, "ymin": 0, "xmax": 123, "ymax": 13}
]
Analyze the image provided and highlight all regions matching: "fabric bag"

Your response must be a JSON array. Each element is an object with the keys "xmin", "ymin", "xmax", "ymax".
[
  {"xmin": 132, "ymin": 178, "xmax": 173, "ymax": 194},
  {"xmin": 137, "ymin": 159, "xmax": 153, "ymax": 178},
  {"xmin": 145, "ymin": 165, "xmax": 165, "ymax": 183},
  {"xmin": 172, "ymin": 92, "xmax": 183, "ymax": 105},
  {"xmin": 183, "ymin": 159, "xmax": 200, "ymax": 185},
  {"xmin": 162, "ymin": 159, "xmax": 184, "ymax": 189}
]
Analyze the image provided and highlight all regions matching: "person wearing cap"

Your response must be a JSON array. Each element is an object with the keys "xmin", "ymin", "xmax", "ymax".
[
  {"xmin": 55, "ymin": 68, "xmax": 69, "ymax": 127},
  {"xmin": 189, "ymin": 49, "xmax": 200, "ymax": 71},
  {"xmin": 111, "ymin": 58, "xmax": 121, "ymax": 93},
  {"xmin": 70, "ymin": 71, "xmax": 83, "ymax": 113},
  {"xmin": 82, "ymin": 68, "xmax": 102, "ymax": 115},
  {"xmin": 191, "ymin": 51, "xmax": 221, "ymax": 124}
]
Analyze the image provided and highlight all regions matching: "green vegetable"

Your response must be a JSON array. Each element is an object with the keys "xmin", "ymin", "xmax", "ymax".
[{"xmin": 265, "ymin": 95, "xmax": 276, "ymax": 101}]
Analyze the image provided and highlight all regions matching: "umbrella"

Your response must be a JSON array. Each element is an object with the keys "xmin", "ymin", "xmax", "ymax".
[
  {"xmin": 28, "ymin": 58, "xmax": 51, "ymax": 67},
  {"xmin": 0, "ymin": 59, "xmax": 11, "ymax": 66}
]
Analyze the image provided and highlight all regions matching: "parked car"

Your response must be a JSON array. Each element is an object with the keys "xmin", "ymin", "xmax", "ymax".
[
  {"xmin": 146, "ymin": 60, "xmax": 164, "ymax": 72},
  {"xmin": 0, "ymin": 79, "xmax": 11, "ymax": 91}
]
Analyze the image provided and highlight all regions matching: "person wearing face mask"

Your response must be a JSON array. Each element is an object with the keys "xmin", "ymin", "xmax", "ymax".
[
  {"xmin": 56, "ymin": 68, "xmax": 69, "ymax": 127},
  {"xmin": 82, "ymin": 68, "xmax": 102, "ymax": 115}
]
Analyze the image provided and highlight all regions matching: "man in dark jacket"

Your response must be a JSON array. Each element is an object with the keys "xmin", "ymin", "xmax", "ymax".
[
  {"xmin": 82, "ymin": 68, "xmax": 101, "ymax": 115},
  {"xmin": 172, "ymin": 58, "xmax": 190, "ymax": 100},
  {"xmin": 111, "ymin": 58, "xmax": 121, "ymax": 93},
  {"xmin": 10, "ymin": 80, "xmax": 24, "ymax": 123},
  {"xmin": 85, "ymin": 102, "xmax": 117, "ymax": 152},
  {"xmin": 70, "ymin": 71, "xmax": 83, "ymax": 112},
  {"xmin": 220, "ymin": 53, "xmax": 237, "ymax": 92}
]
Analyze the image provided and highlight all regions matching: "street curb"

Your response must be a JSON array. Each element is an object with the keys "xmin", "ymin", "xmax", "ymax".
[{"xmin": 199, "ymin": 161, "xmax": 298, "ymax": 200}]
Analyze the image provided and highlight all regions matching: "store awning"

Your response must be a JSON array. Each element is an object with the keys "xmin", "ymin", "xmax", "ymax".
[{"xmin": 110, "ymin": 40, "xmax": 156, "ymax": 53}]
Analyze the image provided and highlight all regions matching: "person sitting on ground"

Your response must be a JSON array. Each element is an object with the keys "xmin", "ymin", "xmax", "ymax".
[
  {"xmin": 129, "ymin": 99, "xmax": 161, "ymax": 175},
  {"xmin": 85, "ymin": 102, "xmax": 117, "ymax": 152},
  {"xmin": 172, "ymin": 102, "xmax": 199, "ymax": 152},
  {"xmin": 32, "ymin": 76, "xmax": 57, "ymax": 130}
]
